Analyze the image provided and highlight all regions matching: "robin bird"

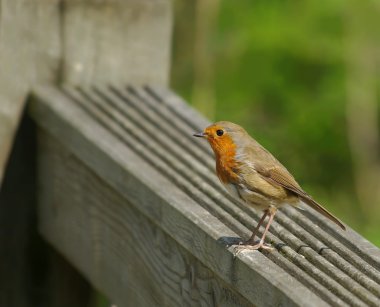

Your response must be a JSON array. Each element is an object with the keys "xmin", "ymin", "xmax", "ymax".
[{"xmin": 194, "ymin": 121, "xmax": 345, "ymax": 250}]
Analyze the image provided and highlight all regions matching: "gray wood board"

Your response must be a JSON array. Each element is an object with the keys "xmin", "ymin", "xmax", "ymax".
[
  {"xmin": 60, "ymin": 0, "xmax": 171, "ymax": 86},
  {"xmin": 0, "ymin": 0, "xmax": 60, "ymax": 184},
  {"xmin": 30, "ymin": 85, "xmax": 380, "ymax": 306},
  {"xmin": 38, "ymin": 132, "xmax": 253, "ymax": 307}
]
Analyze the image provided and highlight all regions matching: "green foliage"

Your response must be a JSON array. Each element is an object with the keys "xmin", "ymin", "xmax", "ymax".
[{"xmin": 171, "ymin": 0, "xmax": 379, "ymax": 244}]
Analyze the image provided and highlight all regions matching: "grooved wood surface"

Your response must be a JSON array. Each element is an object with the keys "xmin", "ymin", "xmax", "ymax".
[
  {"xmin": 38, "ymin": 131, "xmax": 253, "ymax": 307},
  {"xmin": 30, "ymin": 85, "xmax": 380, "ymax": 307}
]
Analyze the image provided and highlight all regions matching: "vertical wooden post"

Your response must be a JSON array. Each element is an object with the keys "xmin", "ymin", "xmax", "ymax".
[
  {"xmin": 0, "ymin": 0, "xmax": 61, "ymax": 185},
  {"xmin": 0, "ymin": 0, "xmax": 172, "ymax": 304}
]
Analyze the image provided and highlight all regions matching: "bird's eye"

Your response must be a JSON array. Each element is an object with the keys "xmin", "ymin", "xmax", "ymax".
[{"xmin": 216, "ymin": 129, "xmax": 224, "ymax": 136}]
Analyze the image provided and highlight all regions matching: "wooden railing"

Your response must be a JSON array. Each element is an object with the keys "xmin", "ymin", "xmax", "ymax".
[
  {"xmin": 29, "ymin": 85, "xmax": 380, "ymax": 306},
  {"xmin": 0, "ymin": 1, "xmax": 379, "ymax": 306}
]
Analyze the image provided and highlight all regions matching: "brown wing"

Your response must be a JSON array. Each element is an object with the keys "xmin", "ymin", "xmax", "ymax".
[
  {"xmin": 256, "ymin": 165, "xmax": 305, "ymax": 195},
  {"xmin": 236, "ymin": 138, "xmax": 346, "ymax": 230},
  {"xmin": 241, "ymin": 144, "xmax": 306, "ymax": 196},
  {"xmin": 258, "ymin": 166, "xmax": 346, "ymax": 230}
]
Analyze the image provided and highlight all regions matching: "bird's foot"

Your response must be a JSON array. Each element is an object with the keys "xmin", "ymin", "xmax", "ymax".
[{"xmin": 232, "ymin": 241, "xmax": 273, "ymax": 257}]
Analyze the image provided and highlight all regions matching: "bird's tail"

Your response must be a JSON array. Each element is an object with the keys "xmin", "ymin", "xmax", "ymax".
[{"xmin": 300, "ymin": 196, "xmax": 346, "ymax": 230}]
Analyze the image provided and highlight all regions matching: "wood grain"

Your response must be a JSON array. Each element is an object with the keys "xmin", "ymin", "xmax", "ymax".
[
  {"xmin": 38, "ymin": 131, "xmax": 252, "ymax": 307},
  {"xmin": 0, "ymin": 0, "xmax": 60, "ymax": 184},
  {"xmin": 30, "ymin": 86, "xmax": 330, "ymax": 307},
  {"xmin": 61, "ymin": 0, "xmax": 171, "ymax": 86},
  {"xmin": 30, "ymin": 85, "xmax": 380, "ymax": 306}
]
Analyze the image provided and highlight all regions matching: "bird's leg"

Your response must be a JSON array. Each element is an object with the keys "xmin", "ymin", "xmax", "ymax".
[
  {"xmin": 233, "ymin": 208, "xmax": 277, "ymax": 255},
  {"xmin": 245, "ymin": 210, "xmax": 268, "ymax": 244},
  {"xmin": 254, "ymin": 208, "xmax": 276, "ymax": 249}
]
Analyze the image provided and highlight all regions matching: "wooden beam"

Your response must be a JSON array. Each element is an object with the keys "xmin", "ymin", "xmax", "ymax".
[
  {"xmin": 29, "ymin": 85, "xmax": 380, "ymax": 306},
  {"xmin": 37, "ymin": 131, "xmax": 253, "ymax": 306},
  {"xmin": 31, "ymin": 87, "xmax": 318, "ymax": 306}
]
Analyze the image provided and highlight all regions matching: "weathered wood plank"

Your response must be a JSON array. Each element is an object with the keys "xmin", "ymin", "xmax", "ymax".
[
  {"xmin": 61, "ymin": 0, "xmax": 172, "ymax": 86},
  {"xmin": 0, "ymin": 0, "xmax": 60, "ymax": 184},
  {"xmin": 30, "ymin": 86, "xmax": 331, "ymax": 307},
  {"xmin": 38, "ymin": 131, "xmax": 253, "ymax": 307},
  {"xmin": 0, "ymin": 0, "xmax": 172, "ymax": 184},
  {"xmin": 31, "ymin": 85, "xmax": 380, "ymax": 306}
]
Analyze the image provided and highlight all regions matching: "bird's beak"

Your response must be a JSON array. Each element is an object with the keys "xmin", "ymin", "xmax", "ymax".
[{"xmin": 193, "ymin": 132, "xmax": 206, "ymax": 138}]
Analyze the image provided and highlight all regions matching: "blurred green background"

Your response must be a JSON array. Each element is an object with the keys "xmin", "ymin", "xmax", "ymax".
[{"xmin": 171, "ymin": 0, "xmax": 380, "ymax": 246}]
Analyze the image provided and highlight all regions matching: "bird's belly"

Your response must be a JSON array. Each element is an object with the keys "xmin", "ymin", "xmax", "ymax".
[
  {"xmin": 222, "ymin": 182, "xmax": 273, "ymax": 210},
  {"xmin": 222, "ymin": 182, "xmax": 298, "ymax": 211}
]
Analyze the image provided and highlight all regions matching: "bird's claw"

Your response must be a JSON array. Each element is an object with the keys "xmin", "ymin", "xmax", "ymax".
[{"xmin": 232, "ymin": 241, "xmax": 274, "ymax": 257}]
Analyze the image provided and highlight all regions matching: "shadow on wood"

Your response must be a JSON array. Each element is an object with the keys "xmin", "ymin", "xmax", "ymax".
[{"xmin": 0, "ymin": 111, "xmax": 94, "ymax": 307}]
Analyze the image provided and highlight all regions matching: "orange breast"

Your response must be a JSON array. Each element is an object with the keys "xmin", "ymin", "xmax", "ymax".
[
  {"xmin": 209, "ymin": 135, "xmax": 240, "ymax": 184},
  {"xmin": 216, "ymin": 156, "xmax": 239, "ymax": 183}
]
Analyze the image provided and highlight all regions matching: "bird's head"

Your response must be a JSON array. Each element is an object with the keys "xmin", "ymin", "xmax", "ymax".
[{"xmin": 193, "ymin": 121, "xmax": 248, "ymax": 156}]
